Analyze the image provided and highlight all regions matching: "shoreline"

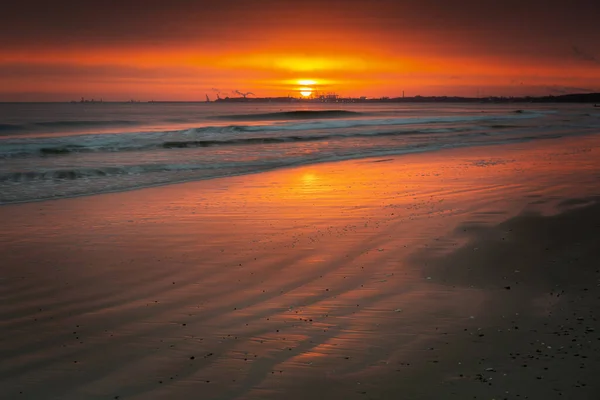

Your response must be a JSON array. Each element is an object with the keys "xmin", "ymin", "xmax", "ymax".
[
  {"xmin": 1, "ymin": 133, "xmax": 600, "ymax": 399},
  {"xmin": 2, "ymin": 131, "xmax": 598, "ymax": 207}
]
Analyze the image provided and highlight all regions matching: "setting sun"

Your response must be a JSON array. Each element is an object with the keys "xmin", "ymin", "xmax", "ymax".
[
  {"xmin": 298, "ymin": 79, "xmax": 317, "ymax": 86},
  {"xmin": 298, "ymin": 80, "xmax": 317, "ymax": 97}
]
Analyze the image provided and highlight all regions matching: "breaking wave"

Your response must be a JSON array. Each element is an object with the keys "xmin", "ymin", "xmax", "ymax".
[
  {"xmin": 32, "ymin": 120, "xmax": 139, "ymax": 128},
  {"xmin": 3, "ymin": 127, "xmax": 462, "ymax": 157},
  {"xmin": 0, "ymin": 120, "xmax": 139, "ymax": 135},
  {"xmin": 217, "ymin": 110, "xmax": 364, "ymax": 121},
  {"xmin": 160, "ymin": 129, "xmax": 457, "ymax": 148},
  {"xmin": 0, "ymin": 164, "xmax": 212, "ymax": 182},
  {"xmin": 0, "ymin": 112, "xmax": 543, "ymax": 158},
  {"xmin": 0, "ymin": 123, "xmax": 23, "ymax": 132}
]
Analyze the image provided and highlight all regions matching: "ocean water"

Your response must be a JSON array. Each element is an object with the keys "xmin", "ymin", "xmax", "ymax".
[{"xmin": 0, "ymin": 102, "xmax": 598, "ymax": 204}]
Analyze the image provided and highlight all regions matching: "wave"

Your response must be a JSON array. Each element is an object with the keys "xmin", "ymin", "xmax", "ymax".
[
  {"xmin": 5, "ymin": 127, "xmax": 460, "ymax": 156},
  {"xmin": 0, "ymin": 111, "xmax": 544, "ymax": 158},
  {"xmin": 33, "ymin": 120, "xmax": 139, "ymax": 129},
  {"xmin": 0, "ymin": 129, "xmax": 565, "ymax": 187},
  {"xmin": 161, "ymin": 128, "xmax": 459, "ymax": 148},
  {"xmin": 1, "ymin": 142, "xmax": 440, "ymax": 184},
  {"xmin": 217, "ymin": 110, "xmax": 364, "ymax": 121},
  {"xmin": 0, "ymin": 120, "xmax": 140, "ymax": 134},
  {"xmin": 0, "ymin": 164, "xmax": 211, "ymax": 183},
  {"xmin": 0, "ymin": 123, "xmax": 24, "ymax": 131},
  {"xmin": 236, "ymin": 113, "xmax": 543, "ymax": 133}
]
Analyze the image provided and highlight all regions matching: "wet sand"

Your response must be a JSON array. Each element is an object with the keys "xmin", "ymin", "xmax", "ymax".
[{"xmin": 1, "ymin": 135, "xmax": 600, "ymax": 400}]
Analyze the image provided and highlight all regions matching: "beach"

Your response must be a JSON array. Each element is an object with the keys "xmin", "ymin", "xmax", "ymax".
[{"xmin": 1, "ymin": 132, "xmax": 600, "ymax": 400}]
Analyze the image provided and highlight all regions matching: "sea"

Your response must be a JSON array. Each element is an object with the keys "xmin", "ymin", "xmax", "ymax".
[{"xmin": 0, "ymin": 102, "xmax": 598, "ymax": 204}]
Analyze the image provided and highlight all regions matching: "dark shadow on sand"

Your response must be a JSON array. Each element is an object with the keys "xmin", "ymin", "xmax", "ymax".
[{"xmin": 412, "ymin": 196, "xmax": 600, "ymax": 294}]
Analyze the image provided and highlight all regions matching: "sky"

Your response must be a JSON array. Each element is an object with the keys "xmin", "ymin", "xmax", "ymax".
[{"xmin": 1, "ymin": 0, "xmax": 599, "ymax": 101}]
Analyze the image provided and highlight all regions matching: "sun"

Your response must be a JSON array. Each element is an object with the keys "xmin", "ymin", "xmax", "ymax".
[
  {"xmin": 298, "ymin": 79, "xmax": 317, "ymax": 86},
  {"xmin": 297, "ymin": 79, "xmax": 318, "ymax": 97}
]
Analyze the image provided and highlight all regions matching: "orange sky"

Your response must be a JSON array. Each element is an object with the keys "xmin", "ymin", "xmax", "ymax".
[{"xmin": 1, "ymin": 0, "xmax": 599, "ymax": 101}]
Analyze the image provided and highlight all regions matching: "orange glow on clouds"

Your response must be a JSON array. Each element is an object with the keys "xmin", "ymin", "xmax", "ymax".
[
  {"xmin": 1, "ymin": 1, "xmax": 599, "ymax": 101},
  {"xmin": 2, "ymin": 44, "xmax": 599, "ymax": 101}
]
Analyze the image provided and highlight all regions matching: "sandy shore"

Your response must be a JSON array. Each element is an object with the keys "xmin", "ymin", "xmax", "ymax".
[{"xmin": 1, "ymin": 135, "xmax": 600, "ymax": 400}]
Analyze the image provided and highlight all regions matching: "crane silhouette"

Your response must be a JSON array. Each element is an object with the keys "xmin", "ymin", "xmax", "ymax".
[{"xmin": 235, "ymin": 90, "xmax": 255, "ymax": 98}]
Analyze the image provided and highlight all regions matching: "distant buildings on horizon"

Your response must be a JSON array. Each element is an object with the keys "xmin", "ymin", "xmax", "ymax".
[{"xmin": 67, "ymin": 92, "xmax": 600, "ymax": 104}]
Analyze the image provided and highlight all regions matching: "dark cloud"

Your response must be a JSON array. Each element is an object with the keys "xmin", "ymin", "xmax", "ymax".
[
  {"xmin": 0, "ymin": 63, "xmax": 206, "ymax": 80},
  {"xmin": 1, "ymin": 0, "xmax": 599, "ymax": 56},
  {"xmin": 572, "ymin": 46, "xmax": 598, "ymax": 64}
]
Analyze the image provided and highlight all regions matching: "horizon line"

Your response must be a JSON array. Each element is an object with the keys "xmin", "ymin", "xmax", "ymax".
[{"xmin": 1, "ymin": 91, "xmax": 600, "ymax": 104}]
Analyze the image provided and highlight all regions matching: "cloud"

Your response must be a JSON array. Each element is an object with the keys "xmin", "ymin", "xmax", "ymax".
[{"xmin": 571, "ymin": 46, "xmax": 598, "ymax": 64}]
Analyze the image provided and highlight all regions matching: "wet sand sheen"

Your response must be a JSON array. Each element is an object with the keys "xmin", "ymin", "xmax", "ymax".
[{"xmin": 1, "ymin": 135, "xmax": 600, "ymax": 399}]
